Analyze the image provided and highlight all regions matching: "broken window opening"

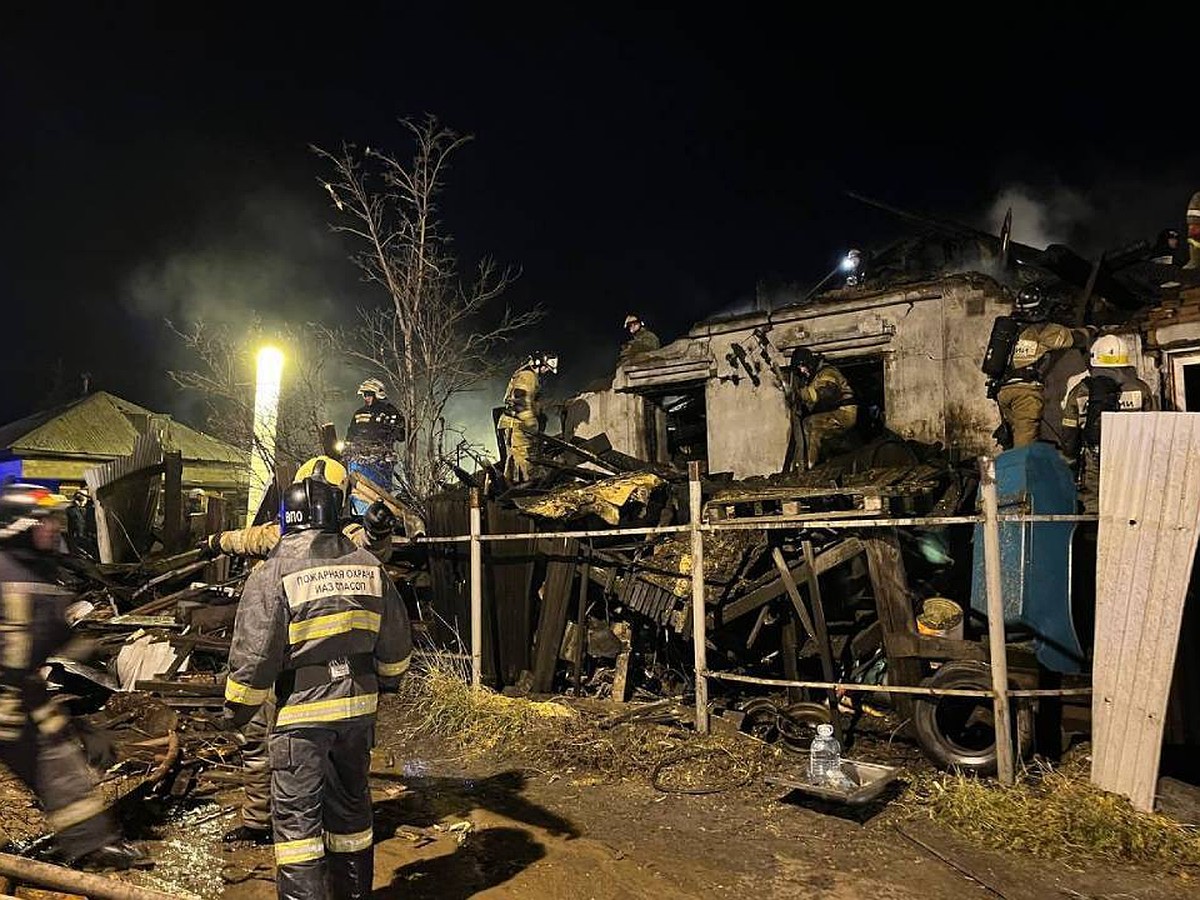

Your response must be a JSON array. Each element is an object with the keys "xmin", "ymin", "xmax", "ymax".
[
  {"xmin": 642, "ymin": 385, "xmax": 708, "ymax": 469},
  {"xmin": 833, "ymin": 355, "xmax": 887, "ymax": 443},
  {"xmin": 1183, "ymin": 363, "xmax": 1200, "ymax": 411}
]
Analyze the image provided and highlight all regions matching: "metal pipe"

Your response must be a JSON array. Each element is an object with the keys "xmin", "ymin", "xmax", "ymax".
[
  {"xmin": 688, "ymin": 461, "xmax": 710, "ymax": 734},
  {"xmin": 401, "ymin": 514, "xmax": 1097, "ymax": 546},
  {"xmin": 469, "ymin": 488, "xmax": 483, "ymax": 688},
  {"xmin": 980, "ymin": 456, "xmax": 1016, "ymax": 785},
  {"xmin": 702, "ymin": 671, "xmax": 1091, "ymax": 699}
]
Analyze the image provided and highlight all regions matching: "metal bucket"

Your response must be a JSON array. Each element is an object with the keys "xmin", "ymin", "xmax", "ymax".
[{"xmin": 916, "ymin": 597, "xmax": 964, "ymax": 641}]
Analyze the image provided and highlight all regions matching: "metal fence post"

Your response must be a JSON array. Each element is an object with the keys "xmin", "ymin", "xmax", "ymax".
[
  {"xmin": 979, "ymin": 456, "xmax": 1015, "ymax": 785},
  {"xmin": 469, "ymin": 488, "xmax": 483, "ymax": 689},
  {"xmin": 688, "ymin": 461, "xmax": 710, "ymax": 734}
]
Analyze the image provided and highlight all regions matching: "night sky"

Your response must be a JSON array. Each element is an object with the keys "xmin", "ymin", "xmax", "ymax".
[{"xmin": 2, "ymin": 5, "xmax": 1196, "ymax": 434}]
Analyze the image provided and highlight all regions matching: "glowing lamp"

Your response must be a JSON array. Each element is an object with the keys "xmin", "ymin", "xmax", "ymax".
[{"xmin": 246, "ymin": 346, "xmax": 285, "ymax": 525}]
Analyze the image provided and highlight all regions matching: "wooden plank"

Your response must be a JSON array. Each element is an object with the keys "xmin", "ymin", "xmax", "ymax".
[
  {"xmin": 485, "ymin": 502, "xmax": 538, "ymax": 688},
  {"xmin": 162, "ymin": 450, "xmax": 184, "ymax": 553},
  {"xmin": 802, "ymin": 539, "xmax": 842, "ymax": 743},
  {"xmin": 863, "ymin": 531, "xmax": 922, "ymax": 722},
  {"xmin": 718, "ymin": 538, "xmax": 864, "ymax": 624},
  {"xmin": 1091, "ymin": 413, "xmax": 1200, "ymax": 810},
  {"xmin": 529, "ymin": 538, "xmax": 580, "ymax": 693}
]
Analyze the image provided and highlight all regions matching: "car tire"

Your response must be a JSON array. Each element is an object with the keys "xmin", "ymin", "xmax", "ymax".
[{"xmin": 913, "ymin": 660, "xmax": 1032, "ymax": 774}]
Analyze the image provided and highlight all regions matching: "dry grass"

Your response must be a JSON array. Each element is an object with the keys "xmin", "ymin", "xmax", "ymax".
[
  {"xmin": 904, "ymin": 758, "xmax": 1200, "ymax": 868},
  {"xmin": 397, "ymin": 651, "xmax": 774, "ymax": 783}
]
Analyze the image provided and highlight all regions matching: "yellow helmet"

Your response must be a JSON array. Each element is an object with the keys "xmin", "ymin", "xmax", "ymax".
[
  {"xmin": 1090, "ymin": 334, "xmax": 1130, "ymax": 368},
  {"xmin": 294, "ymin": 456, "xmax": 349, "ymax": 492}
]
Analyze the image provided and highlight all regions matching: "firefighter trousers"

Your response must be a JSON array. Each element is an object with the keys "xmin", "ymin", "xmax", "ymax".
[
  {"xmin": 800, "ymin": 407, "xmax": 857, "ymax": 469},
  {"xmin": 500, "ymin": 425, "xmax": 536, "ymax": 483},
  {"xmin": 240, "ymin": 692, "xmax": 276, "ymax": 831},
  {"xmin": 270, "ymin": 721, "xmax": 374, "ymax": 900},
  {"xmin": 996, "ymin": 383, "xmax": 1044, "ymax": 448},
  {"xmin": 0, "ymin": 683, "xmax": 116, "ymax": 861}
]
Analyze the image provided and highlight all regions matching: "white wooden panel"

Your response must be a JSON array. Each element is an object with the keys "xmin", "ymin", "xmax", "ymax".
[{"xmin": 1091, "ymin": 412, "xmax": 1200, "ymax": 811}]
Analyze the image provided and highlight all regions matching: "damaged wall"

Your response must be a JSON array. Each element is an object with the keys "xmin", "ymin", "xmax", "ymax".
[{"xmin": 569, "ymin": 274, "xmax": 1011, "ymax": 476}]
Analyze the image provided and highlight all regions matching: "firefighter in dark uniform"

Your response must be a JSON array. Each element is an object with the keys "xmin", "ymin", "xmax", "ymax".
[
  {"xmin": 992, "ymin": 285, "xmax": 1082, "ymax": 449},
  {"xmin": 497, "ymin": 352, "xmax": 557, "ymax": 484},
  {"xmin": 620, "ymin": 315, "xmax": 660, "ymax": 362},
  {"xmin": 224, "ymin": 460, "xmax": 412, "ymax": 899},
  {"xmin": 786, "ymin": 346, "xmax": 857, "ymax": 470},
  {"xmin": 0, "ymin": 484, "xmax": 145, "ymax": 869},
  {"xmin": 1062, "ymin": 334, "xmax": 1155, "ymax": 512},
  {"xmin": 344, "ymin": 378, "xmax": 405, "ymax": 513},
  {"xmin": 64, "ymin": 489, "xmax": 98, "ymax": 560},
  {"xmin": 200, "ymin": 456, "xmax": 397, "ymax": 847}
]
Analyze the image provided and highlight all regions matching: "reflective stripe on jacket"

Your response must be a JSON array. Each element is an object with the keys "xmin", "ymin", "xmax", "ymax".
[{"xmin": 225, "ymin": 530, "xmax": 412, "ymax": 730}]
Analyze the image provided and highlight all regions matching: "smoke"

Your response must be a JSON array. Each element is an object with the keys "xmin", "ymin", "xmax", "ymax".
[
  {"xmin": 122, "ymin": 186, "xmax": 352, "ymax": 328},
  {"xmin": 982, "ymin": 184, "xmax": 1092, "ymax": 250},
  {"xmin": 981, "ymin": 171, "xmax": 1196, "ymax": 256}
]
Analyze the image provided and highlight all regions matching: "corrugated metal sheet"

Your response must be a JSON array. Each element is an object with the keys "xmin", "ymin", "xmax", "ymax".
[{"xmin": 1091, "ymin": 412, "xmax": 1200, "ymax": 811}]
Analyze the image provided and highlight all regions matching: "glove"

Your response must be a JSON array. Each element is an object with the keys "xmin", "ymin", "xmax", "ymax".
[
  {"xmin": 363, "ymin": 501, "xmax": 397, "ymax": 541},
  {"xmin": 223, "ymin": 702, "xmax": 257, "ymax": 730},
  {"xmin": 196, "ymin": 534, "xmax": 222, "ymax": 558}
]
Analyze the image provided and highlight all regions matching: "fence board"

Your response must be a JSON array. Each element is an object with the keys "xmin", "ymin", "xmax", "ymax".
[{"xmin": 1091, "ymin": 413, "xmax": 1200, "ymax": 810}]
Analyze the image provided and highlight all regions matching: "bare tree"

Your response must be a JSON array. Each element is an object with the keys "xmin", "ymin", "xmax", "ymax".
[
  {"xmin": 167, "ymin": 317, "xmax": 336, "ymax": 479},
  {"xmin": 314, "ymin": 116, "xmax": 540, "ymax": 500}
]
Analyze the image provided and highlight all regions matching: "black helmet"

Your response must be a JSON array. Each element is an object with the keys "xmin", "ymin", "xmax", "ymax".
[
  {"xmin": 1014, "ymin": 283, "xmax": 1047, "ymax": 317},
  {"xmin": 280, "ymin": 459, "xmax": 344, "ymax": 534},
  {"xmin": 0, "ymin": 483, "xmax": 69, "ymax": 542},
  {"xmin": 788, "ymin": 346, "xmax": 820, "ymax": 373}
]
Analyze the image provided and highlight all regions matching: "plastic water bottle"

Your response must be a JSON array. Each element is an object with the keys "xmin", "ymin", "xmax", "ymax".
[{"xmin": 809, "ymin": 723, "xmax": 843, "ymax": 786}]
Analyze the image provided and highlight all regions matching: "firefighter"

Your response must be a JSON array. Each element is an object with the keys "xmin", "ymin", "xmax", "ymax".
[
  {"xmin": 620, "ymin": 314, "xmax": 660, "ymax": 361},
  {"xmin": 198, "ymin": 456, "xmax": 397, "ymax": 847},
  {"xmin": 1186, "ymin": 191, "xmax": 1200, "ymax": 271},
  {"xmin": 0, "ymin": 485, "xmax": 146, "ymax": 869},
  {"xmin": 1062, "ymin": 334, "xmax": 1155, "ymax": 512},
  {"xmin": 993, "ymin": 285, "xmax": 1080, "ymax": 449},
  {"xmin": 786, "ymin": 346, "xmax": 857, "ymax": 470},
  {"xmin": 224, "ymin": 459, "xmax": 412, "ymax": 900},
  {"xmin": 497, "ymin": 352, "xmax": 557, "ymax": 484},
  {"xmin": 65, "ymin": 489, "xmax": 98, "ymax": 560},
  {"xmin": 344, "ymin": 378, "xmax": 405, "ymax": 513}
]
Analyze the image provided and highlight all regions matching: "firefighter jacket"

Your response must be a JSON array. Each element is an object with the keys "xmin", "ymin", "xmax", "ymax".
[
  {"xmin": 213, "ymin": 519, "xmax": 393, "ymax": 563},
  {"xmin": 1004, "ymin": 322, "xmax": 1077, "ymax": 384},
  {"xmin": 1061, "ymin": 367, "xmax": 1154, "ymax": 457},
  {"xmin": 498, "ymin": 367, "xmax": 541, "ymax": 432},
  {"xmin": 345, "ymin": 400, "xmax": 405, "ymax": 462},
  {"xmin": 797, "ymin": 363, "xmax": 856, "ymax": 414},
  {"xmin": 0, "ymin": 548, "xmax": 76, "ymax": 681},
  {"xmin": 224, "ymin": 529, "xmax": 412, "ymax": 731},
  {"xmin": 619, "ymin": 328, "xmax": 661, "ymax": 361}
]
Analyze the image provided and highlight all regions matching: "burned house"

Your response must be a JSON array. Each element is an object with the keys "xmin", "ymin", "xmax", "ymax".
[{"xmin": 567, "ymin": 272, "xmax": 1013, "ymax": 471}]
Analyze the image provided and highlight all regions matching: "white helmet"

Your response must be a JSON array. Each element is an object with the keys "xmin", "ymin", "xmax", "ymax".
[
  {"xmin": 526, "ymin": 352, "xmax": 559, "ymax": 375},
  {"xmin": 1090, "ymin": 334, "xmax": 1130, "ymax": 368},
  {"xmin": 623, "ymin": 314, "xmax": 641, "ymax": 329},
  {"xmin": 357, "ymin": 378, "xmax": 387, "ymax": 399}
]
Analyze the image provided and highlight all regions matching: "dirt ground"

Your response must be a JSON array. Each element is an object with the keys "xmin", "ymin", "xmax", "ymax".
[{"xmin": 43, "ymin": 695, "xmax": 1180, "ymax": 900}]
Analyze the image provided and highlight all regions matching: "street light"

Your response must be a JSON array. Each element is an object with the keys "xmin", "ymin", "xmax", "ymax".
[{"xmin": 247, "ymin": 346, "xmax": 284, "ymax": 526}]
